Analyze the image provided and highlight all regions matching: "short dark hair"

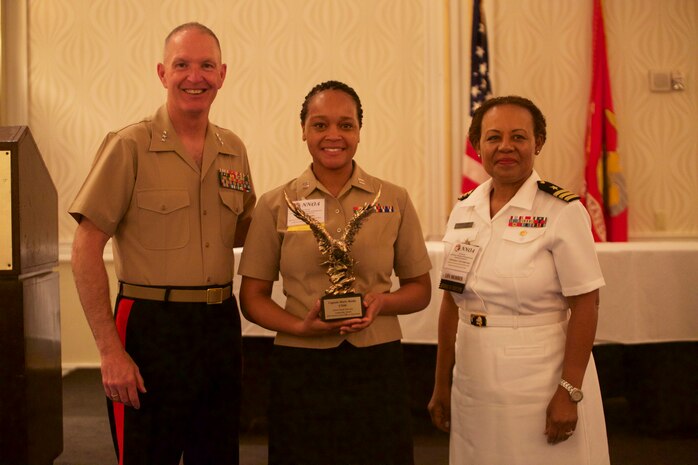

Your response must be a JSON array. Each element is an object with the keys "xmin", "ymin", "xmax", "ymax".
[
  {"xmin": 164, "ymin": 22, "xmax": 221, "ymax": 59},
  {"xmin": 300, "ymin": 80, "xmax": 363, "ymax": 128},
  {"xmin": 468, "ymin": 95, "xmax": 547, "ymax": 148}
]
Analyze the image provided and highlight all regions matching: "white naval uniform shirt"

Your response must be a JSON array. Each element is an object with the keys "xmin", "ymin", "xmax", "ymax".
[{"xmin": 442, "ymin": 171, "xmax": 605, "ymax": 315}]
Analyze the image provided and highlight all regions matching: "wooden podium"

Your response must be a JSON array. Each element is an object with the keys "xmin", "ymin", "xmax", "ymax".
[{"xmin": 0, "ymin": 127, "xmax": 63, "ymax": 464}]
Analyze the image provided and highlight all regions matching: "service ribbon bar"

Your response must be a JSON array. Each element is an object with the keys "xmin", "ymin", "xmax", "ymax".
[
  {"xmin": 219, "ymin": 168, "xmax": 251, "ymax": 192},
  {"xmin": 508, "ymin": 216, "xmax": 547, "ymax": 228}
]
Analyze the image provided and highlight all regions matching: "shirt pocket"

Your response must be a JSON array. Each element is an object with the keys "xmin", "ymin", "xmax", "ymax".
[
  {"xmin": 494, "ymin": 227, "xmax": 546, "ymax": 278},
  {"xmin": 136, "ymin": 189, "xmax": 190, "ymax": 250},
  {"xmin": 219, "ymin": 189, "xmax": 243, "ymax": 248}
]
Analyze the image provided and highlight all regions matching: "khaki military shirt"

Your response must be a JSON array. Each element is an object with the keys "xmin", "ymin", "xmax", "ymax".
[
  {"xmin": 238, "ymin": 163, "xmax": 431, "ymax": 348},
  {"xmin": 70, "ymin": 105, "xmax": 256, "ymax": 286}
]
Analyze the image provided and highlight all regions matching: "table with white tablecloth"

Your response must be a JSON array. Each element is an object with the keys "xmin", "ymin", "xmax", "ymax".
[
  {"xmin": 235, "ymin": 241, "xmax": 698, "ymax": 345},
  {"xmin": 235, "ymin": 241, "xmax": 698, "ymax": 433}
]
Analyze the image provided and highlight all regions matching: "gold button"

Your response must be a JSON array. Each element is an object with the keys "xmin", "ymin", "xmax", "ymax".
[
  {"xmin": 336, "ymin": 228, "xmax": 342, "ymax": 233},
  {"xmin": 205, "ymin": 242, "xmax": 210, "ymax": 248},
  {"xmin": 161, "ymin": 205, "xmax": 166, "ymax": 211},
  {"xmin": 203, "ymin": 210, "xmax": 208, "ymax": 215},
  {"xmin": 520, "ymin": 230, "xmax": 527, "ymax": 236},
  {"xmin": 335, "ymin": 209, "xmax": 340, "ymax": 214}
]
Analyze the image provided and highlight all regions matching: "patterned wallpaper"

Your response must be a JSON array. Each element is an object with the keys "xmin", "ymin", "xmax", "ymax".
[
  {"xmin": 19, "ymin": 0, "xmax": 698, "ymax": 246},
  {"xmin": 478, "ymin": 0, "xmax": 698, "ymax": 239}
]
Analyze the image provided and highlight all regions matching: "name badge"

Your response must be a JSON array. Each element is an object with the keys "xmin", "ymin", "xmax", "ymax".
[
  {"xmin": 287, "ymin": 198, "xmax": 325, "ymax": 231},
  {"xmin": 438, "ymin": 242, "xmax": 480, "ymax": 294}
]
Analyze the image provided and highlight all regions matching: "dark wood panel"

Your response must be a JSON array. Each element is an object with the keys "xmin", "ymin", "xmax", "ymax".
[{"xmin": 0, "ymin": 126, "xmax": 58, "ymax": 276}]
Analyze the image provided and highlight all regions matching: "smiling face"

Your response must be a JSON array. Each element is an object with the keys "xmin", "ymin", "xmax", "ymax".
[
  {"xmin": 302, "ymin": 89, "xmax": 361, "ymax": 176},
  {"xmin": 476, "ymin": 104, "xmax": 543, "ymax": 189},
  {"xmin": 157, "ymin": 27, "xmax": 226, "ymax": 118}
]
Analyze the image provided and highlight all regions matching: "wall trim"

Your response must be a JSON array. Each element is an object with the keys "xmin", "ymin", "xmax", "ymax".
[
  {"xmin": 0, "ymin": 1, "xmax": 29, "ymax": 125},
  {"xmin": 423, "ymin": 0, "xmax": 449, "ymax": 240}
]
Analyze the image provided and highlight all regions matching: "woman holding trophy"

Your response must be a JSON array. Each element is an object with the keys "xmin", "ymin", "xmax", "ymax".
[{"xmin": 239, "ymin": 80, "xmax": 432, "ymax": 465}]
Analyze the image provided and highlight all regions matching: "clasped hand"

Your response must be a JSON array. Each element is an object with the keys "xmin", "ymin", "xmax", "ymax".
[{"xmin": 300, "ymin": 294, "xmax": 385, "ymax": 336}]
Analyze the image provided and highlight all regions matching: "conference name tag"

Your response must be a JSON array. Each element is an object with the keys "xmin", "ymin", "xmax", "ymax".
[
  {"xmin": 438, "ymin": 242, "xmax": 480, "ymax": 294},
  {"xmin": 287, "ymin": 198, "xmax": 325, "ymax": 231}
]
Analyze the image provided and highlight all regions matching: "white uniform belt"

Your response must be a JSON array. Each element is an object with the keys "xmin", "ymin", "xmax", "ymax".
[
  {"xmin": 461, "ymin": 309, "xmax": 567, "ymax": 328},
  {"xmin": 120, "ymin": 283, "xmax": 232, "ymax": 305}
]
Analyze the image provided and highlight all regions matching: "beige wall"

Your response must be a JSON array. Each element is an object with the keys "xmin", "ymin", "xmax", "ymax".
[
  {"xmin": 27, "ymin": 0, "xmax": 445, "ymax": 242},
  {"xmin": 58, "ymin": 259, "xmax": 112, "ymax": 369},
  {"xmin": 1, "ymin": 0, "xmax": 695, "ymax": 367},
  {"xmin": 481, "ymin": 0, "xmax": 698, "ymax": 239}
]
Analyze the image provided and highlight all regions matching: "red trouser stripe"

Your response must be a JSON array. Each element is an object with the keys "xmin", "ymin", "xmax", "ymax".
[{"xmin": 113, "ymin": 298, "xmax": 134, "ymax": 465}]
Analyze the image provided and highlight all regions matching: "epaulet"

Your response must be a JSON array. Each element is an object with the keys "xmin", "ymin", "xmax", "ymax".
[
  {"xmin": 537, "ymin": 180, "xmax": 580, "ymax": 202},
  {"xmin": 458, "ymin": 189, "xmax": 474, "ymax": 201}
]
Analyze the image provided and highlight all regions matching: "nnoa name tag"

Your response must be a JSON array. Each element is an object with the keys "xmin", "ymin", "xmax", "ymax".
[
  {"xmin": 287, "ymin": 198, "xmax": 325, "ymax": 231},
  {"xmin": 438, "ymin": 242, "xmax": 480, "ymax": 293}
]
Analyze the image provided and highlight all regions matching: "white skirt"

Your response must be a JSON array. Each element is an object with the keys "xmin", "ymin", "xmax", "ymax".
[{"xmin": 450, "ymin": 316, "xmax": 610, "ymax": 465}]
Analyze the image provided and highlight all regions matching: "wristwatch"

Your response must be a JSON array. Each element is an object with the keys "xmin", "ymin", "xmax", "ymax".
[{"xmin": 559, "ymin": 379, "xmax": 584, "ymax": 402}]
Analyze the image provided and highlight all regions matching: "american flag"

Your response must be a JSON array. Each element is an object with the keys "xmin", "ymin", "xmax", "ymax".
[{"xmin": 462, "ymin": 0, "xmax": 492, "ymax": 194}]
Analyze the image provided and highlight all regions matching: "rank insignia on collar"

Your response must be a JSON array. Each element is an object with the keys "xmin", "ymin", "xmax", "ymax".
[
  {"xmin": 458, "ymin": 189, "xmax": 474, "ymax": 201},
  {"xmin": 537, "ymin": 180, "xmax": 580, "ymax": 202},
  {"xmin": 219, "ymin": 168, "xmax": 251, "ymax": 192},
  {"xmin": 508, "ymin": 216, "xmax": 547, "ymax": 228}
]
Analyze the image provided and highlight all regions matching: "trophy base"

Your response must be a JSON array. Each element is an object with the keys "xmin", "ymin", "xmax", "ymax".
[{"xmin": 320, "ymin": 293, "xmax": 364, "ymax": 322}]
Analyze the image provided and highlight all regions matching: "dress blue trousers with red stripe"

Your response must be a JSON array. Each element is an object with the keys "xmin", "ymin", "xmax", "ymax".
[{"xmin": 108, "ymin": 293, "xmax": 242, "ymax": 465}]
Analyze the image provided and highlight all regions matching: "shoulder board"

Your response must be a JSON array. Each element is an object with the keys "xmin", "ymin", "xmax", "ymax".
[
  {"xmin": 458, "ymin": 189, "xmax": 474, "ymax": 201},
  {"xmin": 537, "ymin": 180, "xmax": 580, "ymax": 202}
]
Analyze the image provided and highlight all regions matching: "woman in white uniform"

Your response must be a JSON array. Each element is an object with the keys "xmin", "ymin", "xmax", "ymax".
[{"xmin": 428, "ymin": 96, "xmax": 610, "ymax": 465}]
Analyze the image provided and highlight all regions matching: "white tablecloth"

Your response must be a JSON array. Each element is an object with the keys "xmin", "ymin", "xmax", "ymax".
[{"xmin": 235, "ymin": 241, "xmax": 698, "ymax": 345}]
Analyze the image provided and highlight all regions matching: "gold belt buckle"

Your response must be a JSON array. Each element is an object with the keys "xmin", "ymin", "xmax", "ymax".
[
  {"xmin": 470, "ymin": 314, "xmax": 487, "ymax": 327},
  {"xmin": 206, "ymin": 287, "xmax": 223, "ymax": 305}
]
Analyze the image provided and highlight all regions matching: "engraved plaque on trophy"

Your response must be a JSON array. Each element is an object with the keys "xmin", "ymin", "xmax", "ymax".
[{"xmin": 284, "ymin": 188, "xmax": 381, "ymax": 321}]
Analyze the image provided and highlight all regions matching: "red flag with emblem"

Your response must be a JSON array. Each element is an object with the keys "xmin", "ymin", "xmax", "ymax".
[{"xmin": 582, "ymin": 0, "xmax": 628, "ymax": 241}]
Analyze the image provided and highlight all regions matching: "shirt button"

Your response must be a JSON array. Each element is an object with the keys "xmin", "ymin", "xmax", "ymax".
[
  {"xmin": 520, "ymin": 230, "xmax": 527, "ymax": 237},
  {"xmin": 205, "ymin": 242, "xmax": 210, "ymax": 248},
  {"xmin": 335, "ymin": 209, "xmax": 340, "ymax": 214},
  {"xmin": 336, "ymin": 228, "xmax": 342, "ymax": 233},
  {"xmin": 207, "ymin": 277, "xmax": 211, "ymax": 283},
  {"xmin": 203, "ymin": 210, "xmax": 208, "ymax": 215},
  {"xmin": 161, "ymin": 205, "xmax": 166, "ymax": 211}
]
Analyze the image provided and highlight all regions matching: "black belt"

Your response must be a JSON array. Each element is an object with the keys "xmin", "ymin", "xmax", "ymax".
[{"xmin": 120, "ymin": 283, "xmax": 232, "ymax": 305}]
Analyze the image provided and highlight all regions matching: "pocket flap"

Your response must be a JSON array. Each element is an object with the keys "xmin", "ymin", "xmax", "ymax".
[
  {"xmin": 137, "ymin": 190, "xmax": 190, "ymax": 214},
  {"xmin": 501, "ymin": 227, "xmax": 546, "ymax": 243},
  {"xmin": 219, "ymin": 189, "xmax": 242, "ymax": 214},
  {"xmin": 443, "ymin": 228, "xmax": 478, "ymax": 246}
]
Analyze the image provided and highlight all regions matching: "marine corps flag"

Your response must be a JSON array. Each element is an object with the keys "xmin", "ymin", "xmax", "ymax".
[
  {"xmin": 582, "ymin": 0, "xmax": 628, "ymax": 241},
  {"xmin": 462, "ymin": 0, "xmax": 492, "ymax": 194}
]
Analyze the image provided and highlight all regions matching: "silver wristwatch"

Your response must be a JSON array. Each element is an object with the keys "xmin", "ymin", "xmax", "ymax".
[{"xmin": 559, "ymin": 379, "xmax": 584, "ymax": 402}]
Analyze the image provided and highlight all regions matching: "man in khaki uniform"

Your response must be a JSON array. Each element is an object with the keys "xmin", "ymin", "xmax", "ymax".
[{"xmin": 70, "ymin": 23, "xmax": 254, "ymax": 465}]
